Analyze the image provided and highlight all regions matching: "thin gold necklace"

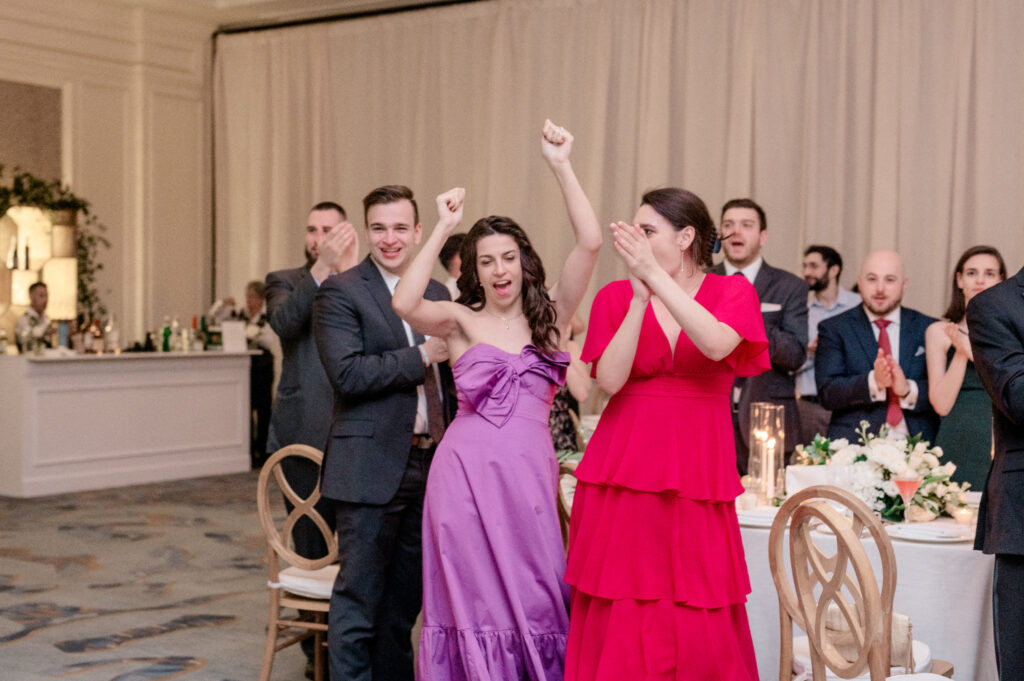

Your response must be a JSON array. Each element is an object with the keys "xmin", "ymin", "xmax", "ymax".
[{"xmin": 484, "ymin": 307, "xmax": 524, "ymax": 330}]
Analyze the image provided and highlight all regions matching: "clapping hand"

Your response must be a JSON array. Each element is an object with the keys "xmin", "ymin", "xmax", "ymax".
[
  {"xmin": 610, "ymin": 221, "xmax": 659, "ymax": 282},
  {"xmin": 319, "ymin": 220, "xmax": 358, "ymax": 274},
  {"xmin": 874, "ymin": 348, "xmax": 909, "ymax": 397},
  {"xmin": 540, "ymin": 119, "xmax": 573, "ymax": 166},
  {"xmin": 944, "ymin": 322, "xmax": 974, "ymax": 361},
  {"xmin": 435, "ymin": 187, "xmax": 465, "ymax": 234}
]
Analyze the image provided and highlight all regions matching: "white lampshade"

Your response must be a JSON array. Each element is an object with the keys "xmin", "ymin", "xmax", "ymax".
[
  {"xmin": 7, "ymin": 206, "xmax": 52, "ymax": 267},
  {"xmin": 41, "ymin": 257, "xmax": 77, "ymax": 320},
  {"xmin": 11, "ymin": 269, "xmax": 39, "ymax": 307}
]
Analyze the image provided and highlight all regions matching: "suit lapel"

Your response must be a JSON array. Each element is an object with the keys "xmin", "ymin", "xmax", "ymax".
[
  {"xmin": 359, "ymin": 257, "xmax": 409, "ymax": 348},
  {"xmin": 850, "ymin": 306, "xmax": 879, "ymax": 362},
  {"xmin": 898, "ymin": 308, "xmax": 918, "ymax": 369},
  {"xmin": 753, "ymin": 262, "xmax": 773, "ymax": 298}
]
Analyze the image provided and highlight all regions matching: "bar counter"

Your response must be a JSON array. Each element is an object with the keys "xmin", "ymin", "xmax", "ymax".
[{"xmin": 0, "ymin": 351, "xmax": 253, "ymax": 497}]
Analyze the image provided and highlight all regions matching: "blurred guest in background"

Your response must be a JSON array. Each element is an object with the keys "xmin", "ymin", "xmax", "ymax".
[
  {"xmin": 15, "ymin": 282, "xmax": 52, "ymax": 352},
  {"xmin": 438, "ymin": 232, "xmax": 465, "ymax": 301},
  {"xmin": 549, "ymin": 313, "xmax": 591, "ymax": 452},
  {"xmin": 967, "ymin": 260, "xmax": 1024, "ymax": 681},
  {"xmin": 711, "ymin": 198, "xmax": 806, "ymax": 472},
  {"xmin": 794, "ymin": 245, "xmax": 860, "ymax": 446},
  {"xmin": 210, "ymin": 280, "xmax": 281, "ymax": 466},
  {"xmin": 926, "ymin": 245, "xmax": 1007, "ymax": 489},
  {"xmin": 816, "ymin": 250, "xmax": 938, "ymax": 442}
]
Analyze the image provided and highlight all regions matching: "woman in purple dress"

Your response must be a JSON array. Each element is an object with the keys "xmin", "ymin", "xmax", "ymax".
[{"xmin": 392, "ymin": 120, "xmax": 601, "ymax": 680}]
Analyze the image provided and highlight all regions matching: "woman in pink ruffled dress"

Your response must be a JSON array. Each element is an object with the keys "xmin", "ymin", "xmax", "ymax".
[{"xmin": 565, "ymin": 187, "xmax": 770, "ymax": 681}]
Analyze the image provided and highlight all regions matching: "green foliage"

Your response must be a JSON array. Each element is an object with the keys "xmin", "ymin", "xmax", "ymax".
[{"xmin": 0, "ymin": 164, "xmax": 110, "ymax": 320}]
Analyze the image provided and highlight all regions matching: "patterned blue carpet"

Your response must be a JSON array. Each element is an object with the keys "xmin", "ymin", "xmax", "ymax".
[{"xmin": 0, "ymin": 472, "xmax": 307, "ymax": 681}]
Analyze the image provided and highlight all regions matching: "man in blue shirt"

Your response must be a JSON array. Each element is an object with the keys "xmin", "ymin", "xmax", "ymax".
[{"xmin": 794, "ymin": 245, "xmax": 860, "ymax": 446}]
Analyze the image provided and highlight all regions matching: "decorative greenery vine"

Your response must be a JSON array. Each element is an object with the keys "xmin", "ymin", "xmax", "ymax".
[{"xmin": 0, "ymin": 165, "xmax": 110, "ymax": 321}]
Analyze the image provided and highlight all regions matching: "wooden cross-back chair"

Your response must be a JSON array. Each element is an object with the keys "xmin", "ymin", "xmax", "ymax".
[
  {"xmin": 256, "ymin": 444, "xmax": 339, "ymax": 681},
  {"xmin": 768, "ymin": 485, "xmax": 953, "ymax": 681}
]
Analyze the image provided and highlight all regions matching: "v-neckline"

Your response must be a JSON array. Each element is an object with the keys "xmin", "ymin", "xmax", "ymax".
[{"xmin": 648, "ymin": 274, "xmax": 708, "ymax": 358}]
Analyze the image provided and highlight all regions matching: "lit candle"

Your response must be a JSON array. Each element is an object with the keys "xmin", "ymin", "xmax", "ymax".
[{"xmin": 953, "ymin": 507, "xmax": 973, "ymax": 525}]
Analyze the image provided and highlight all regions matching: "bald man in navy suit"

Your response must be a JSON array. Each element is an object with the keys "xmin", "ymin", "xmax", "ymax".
[{"xmin": 815, "ymin": 250, "xmax": 939, "ymax": 442}]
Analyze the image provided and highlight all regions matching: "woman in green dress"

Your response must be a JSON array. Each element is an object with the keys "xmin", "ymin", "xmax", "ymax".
[{"xmin": 926, "ymin": 245, "xmax": 1007, "ymax": 489}]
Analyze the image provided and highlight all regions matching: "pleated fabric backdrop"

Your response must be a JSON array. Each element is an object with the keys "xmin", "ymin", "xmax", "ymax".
[{"xmin": 213, "ymin": 0, "xmax": 1024, "ymax": 318}]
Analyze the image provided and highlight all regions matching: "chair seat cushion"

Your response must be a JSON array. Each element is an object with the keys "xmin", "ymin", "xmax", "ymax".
[
  {"xmin": 793, "ymin": 635, "xmax": 932, "ymax": 679},
  {"xmin": 276, "ymin": 564, "xmax": 339, "ymax": 599}
]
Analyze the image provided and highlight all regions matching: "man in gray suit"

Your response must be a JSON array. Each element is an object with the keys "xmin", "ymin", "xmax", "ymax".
[
  {"xmin": 313, "ymin": 185, "xmax": 455, "ymax": 681},
  {"xmin": 712, "ymin": 198, "xmax": 807, "ymax": 474},
  {"xmin": 967, "ymin": 264, "xmax": 1024, "ymax": 681},
  {"xmin": 265, "ymin": 200, "xmax": 357, "ymax": 560}
]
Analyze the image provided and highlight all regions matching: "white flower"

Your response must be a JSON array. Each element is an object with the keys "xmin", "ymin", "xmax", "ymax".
[
  {"xmin": 829, "ymin": 438, "xmax": 849, "ymax": 451},
  {"xmin": 906, "ymin": 505, "xmax": 937, "ymax": 523}
]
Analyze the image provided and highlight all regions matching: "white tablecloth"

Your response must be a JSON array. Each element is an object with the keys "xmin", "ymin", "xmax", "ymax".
[{"xmin": 740, "ymin": 522, "xmax": 997, "ymax": 681}]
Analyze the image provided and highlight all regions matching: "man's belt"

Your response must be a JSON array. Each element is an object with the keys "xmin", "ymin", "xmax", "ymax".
[{"xmin": 411, "ymin": 434, "xmax": 437, "ymax": 449}]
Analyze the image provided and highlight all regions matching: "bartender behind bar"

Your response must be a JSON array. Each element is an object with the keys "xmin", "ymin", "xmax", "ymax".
[{"xmin": 15, "ymin": 282, "xmax": 53, "ymax": 353}]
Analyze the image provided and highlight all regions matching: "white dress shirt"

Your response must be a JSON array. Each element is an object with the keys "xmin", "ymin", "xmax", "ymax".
[
  {"xmin": 722, "ymin": 256, "xmax": 764, "ymax": 285},
  {"xmin": 863, "ymin": 306, "xmax": 919, "ymax": 435},
  {"xmin": 373, "ymin": 260, "xmax": 435, "ymax": 435}
]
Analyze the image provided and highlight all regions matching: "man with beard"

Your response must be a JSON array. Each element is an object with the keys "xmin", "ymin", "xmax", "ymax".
[
  {"xmin": 711, "ymin": 198, "xmax": 807, "ymax": 474},
  {"xmin": 265, "ymin": 201, "xmax": 357, "ymax": 677},
  {"xmin": 794, "ymin": 245, "xmax": 861, "ymax": 444},
  {"xmin": 815, "ymin": 250, "xmax": 939, "ymax": 442}
]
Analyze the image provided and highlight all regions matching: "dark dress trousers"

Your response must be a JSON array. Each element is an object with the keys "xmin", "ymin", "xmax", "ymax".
[
  {"xmin": 313, "ymin": 256, "xmax": 455, "ymax": 681},
  {"xmin": 815, "ymin": 305, "xmax": 939, "ymax": 443},
  {"xmin": 711, "ymin": 261, "xmax": 807, "ymax": 473},
  {"xmin": 265, "ymin": 265, "xmax": 336, "ymax": 559},
  {"xmin": 967, "ymin": 266, "xmax": 1024, "ymax": 681}
]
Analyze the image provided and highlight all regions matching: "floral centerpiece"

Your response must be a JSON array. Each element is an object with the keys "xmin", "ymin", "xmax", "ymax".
[{"xmin": 794, "ymin": 422, "xmax": 969, "ymax": 522}]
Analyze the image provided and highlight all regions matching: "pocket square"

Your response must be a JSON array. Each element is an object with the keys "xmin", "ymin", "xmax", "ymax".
[
  {"xmin": 761, "ymin": 302, "xmax": 782, "ymax": 312},
  {"xmin": 915, "ymin": 345, "xmax": 925, "ymax": 357}
]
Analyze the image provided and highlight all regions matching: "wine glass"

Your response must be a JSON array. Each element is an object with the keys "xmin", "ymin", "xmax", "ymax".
[{"xmin": 894, "ymin": 470, "xmax": 923, "ymax": 522}]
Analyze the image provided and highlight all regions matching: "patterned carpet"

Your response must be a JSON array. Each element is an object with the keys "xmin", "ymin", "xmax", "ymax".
[{"xmin": 0, "ymin": 471, "xmax": 308, "ymax": 681}]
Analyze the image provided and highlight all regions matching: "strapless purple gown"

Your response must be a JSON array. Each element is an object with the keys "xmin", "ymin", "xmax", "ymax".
[{"xmin": 418, "ymin": 343, "xmax": 571, "ymax": 681}]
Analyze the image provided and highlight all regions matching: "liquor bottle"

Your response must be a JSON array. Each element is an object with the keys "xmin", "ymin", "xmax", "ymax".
[
  {"xmin": 90, "ymin": 319, "xmax": 103, "ymax": 353},
  {"xmin": 161, "ymin": 316, "xmax": 172, "ymax": 352},
  {"xmin": 170, "ymin": 317, "xmax": 182, "ymax": 352},
  {"xmin": 199, "ymin": 315, "xmax": 209, "ymax": 350},
  {"xmin": 104, "ymin": 315, "xmax": 120, "ymax": 353},
  {"xmin": 82, "ymin": 320, "xmax": 94, "ymax": 353}
]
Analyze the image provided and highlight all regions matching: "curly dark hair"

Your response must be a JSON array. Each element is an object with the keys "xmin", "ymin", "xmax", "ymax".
[
  {"xmin": 456, "ymin": 215, "xmax": 560, "ymax": 355},
  {"xmin": 642, "ymin": 187, "xmax": 718, "ymax": 269}
]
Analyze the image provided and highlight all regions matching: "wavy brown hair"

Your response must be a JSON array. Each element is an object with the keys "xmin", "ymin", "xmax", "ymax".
[
  {"xmin": 456, "ymin": 215, "xmax": 560, "ymax": 355},
  {"xmin": 944, "ymin": 245, "xmax": 1006, "ymax": 323}
]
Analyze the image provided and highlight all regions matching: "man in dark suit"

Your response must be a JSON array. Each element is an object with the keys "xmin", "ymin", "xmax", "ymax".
[
  {"xmin": 265, "ymin": 200, "xmax": 357, "ymax": 560},
  {"xmin": 816, "ymin": 250, "xmax": 938, "ymax": 442},
  {"xmin": 967, "ymin": 264, "xmax": 1024, "ymax": 681},
  {"xmin": 313, "ymin": 185, "xmax": 455, "ymax": 681},
  {"xmin": 712, "ymin": 198, "xmax": 807, "ymax": 474}
]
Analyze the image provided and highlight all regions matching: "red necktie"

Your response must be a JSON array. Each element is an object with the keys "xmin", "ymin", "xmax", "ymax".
[{"xmin": 874, "ymin": 319, "xmax": 903, "ymax": 427}]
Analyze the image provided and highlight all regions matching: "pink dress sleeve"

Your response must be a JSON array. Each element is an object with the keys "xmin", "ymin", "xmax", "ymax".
[
  {"xmin": 580, "ymin": 280, "xmax": 631, "ymax": 374},
  {"xmin": 710, "ymin": 274, "xmax": 770, "ymax": 377}
]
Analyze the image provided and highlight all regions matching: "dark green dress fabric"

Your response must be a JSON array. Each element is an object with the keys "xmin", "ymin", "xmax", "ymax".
[{"xmin": 934, "ymin": 347, "xmax": 993, "ymax": 490}]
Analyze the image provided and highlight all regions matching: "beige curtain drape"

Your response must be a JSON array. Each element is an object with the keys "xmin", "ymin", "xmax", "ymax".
[{"xmin": 214, "ymin": 0, "xmax": 1024, "ymax": 317}]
